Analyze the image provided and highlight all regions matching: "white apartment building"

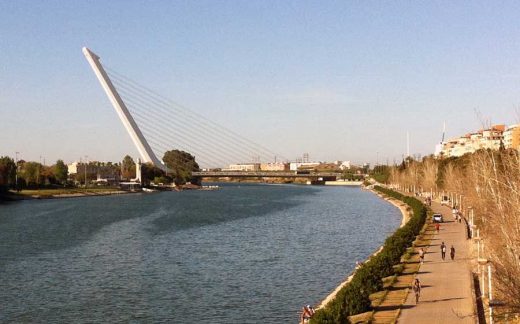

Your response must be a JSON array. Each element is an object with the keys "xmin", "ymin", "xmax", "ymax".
[
  {"xmin": 67, "ymin": 162, "xmax": 79, "ymax": 174},
  {"xmin": 436, "ymin": 125, "xmax": 507, "ymax": 158},
  {"xmin": 333, "ymin": 160, "xmax": 351, "ymax": 170},
  {"xmin": 503, "ymin": 124, "xmax": 520, "ymax": 150},
  {"xmin": 225, "ymin": 163, "xmax": 261, "ymax": 172},
  {"xmin": 289, "ymin": 162, "xmax": 320, "ymax": 171}
]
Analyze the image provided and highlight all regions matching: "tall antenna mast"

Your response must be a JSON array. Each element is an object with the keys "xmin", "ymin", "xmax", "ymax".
[
  {"xmin": 441, "ymin": 121, "xmax": 446, "ymax": 143},
  {"xmin": 82, "ymin": 47, "xmax": 167, "ymax": 171}
]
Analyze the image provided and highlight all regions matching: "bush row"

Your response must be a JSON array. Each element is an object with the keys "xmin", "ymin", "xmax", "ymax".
[{"xmin": 310, "ymin": 186, "xmax": 427, "ymax": 324}]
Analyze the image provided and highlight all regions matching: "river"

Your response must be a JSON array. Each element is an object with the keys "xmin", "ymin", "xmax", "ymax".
[{"xmin": 0, "ymin": 183, "xmax": 401, "ymax": 323}]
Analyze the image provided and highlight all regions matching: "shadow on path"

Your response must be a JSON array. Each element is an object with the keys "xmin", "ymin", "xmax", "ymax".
[
  {"xmin": 374, "ymin": 304, "xmax": 416, "ymax": 311},
  {"xmin": 419, "ymin": 297, "xmax": 466, "ymax": 303}
]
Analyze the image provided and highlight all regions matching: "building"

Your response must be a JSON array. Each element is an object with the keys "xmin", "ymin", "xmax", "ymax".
[
  {"xmin": 260, "ymin": 163, "xmax": 289, "ymax": 171},
  {"xmin": 503, "ymin": 124, "xmax": 520, "ymax": 150},
  {"xmin": 67, "ymin": 162, "xmax": 79, "ymax": 175},
  {"xmin": 68, "ymin": 161, "xmax": 122, "ymax": 184},
  {"xmin": 480, "ymin": 124, "xmax": 505, "ymax": 150},
  {"xmin": 225, "ymin": 163, "xmax": 261, "ymax": 172},
  {"xmin": 289, "ymin": 162, "xmax": 320, "ymax": 171},
  {"xmin": 435, "ymin": 124, "xmax": 507, "ymax": 158},
  {"xmin": 67, "ymin": 162, "xmax": 97, "ymax": 177},
  {"xmin": 334, "ymin": 160, "xmax": 351, "ymax": 170}
]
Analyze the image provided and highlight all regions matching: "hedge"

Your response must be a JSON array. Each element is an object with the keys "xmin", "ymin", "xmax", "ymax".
[{"xmin": 310, "ymin": 186, "xmax": 427, "ymax": 324}]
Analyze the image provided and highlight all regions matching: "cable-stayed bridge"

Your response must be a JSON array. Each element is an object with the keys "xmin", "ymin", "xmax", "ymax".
[
  {"xmin": 83, "ymin": 47, "xmax": 286, "ymax": 171},
  {"xmin": 82, "ymin": 47, "xmax": 340, "ymax": 181}
]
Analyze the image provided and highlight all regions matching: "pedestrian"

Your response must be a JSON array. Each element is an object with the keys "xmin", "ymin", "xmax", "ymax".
[
  {"xmin": 412, "ymin": 278, "xmax": 422, "ymax": 303},
  {"xmin": 300, "ymin": 305, "xmax": 314, "ymax": 323},
  {"xmin": 450, "ymin": 245, "xmax": 455, "ymax": 260},
  {"xmin": 435, "ymin": 222, "xmax": 440, "ymax": 233},
  {"xmin": 418, "ymin": 248, "xmax": 425, "ymax": 265},
  {"xmin": 441, "ymin": 242, "xmax": 446, "ymax": 260},
  {"xmin": 458, "ymin": 214, "xmax": 462, "ymax": 223}
]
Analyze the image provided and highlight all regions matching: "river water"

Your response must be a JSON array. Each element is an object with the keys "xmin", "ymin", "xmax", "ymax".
[{"xmin": 0, "ymin": 183, "xmax": 401, "ymax": 323}]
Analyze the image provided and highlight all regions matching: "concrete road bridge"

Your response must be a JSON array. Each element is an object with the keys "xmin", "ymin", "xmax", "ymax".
[{"xmin": 192, "ymin": 171, "xmax": 341, "ymax": 180}]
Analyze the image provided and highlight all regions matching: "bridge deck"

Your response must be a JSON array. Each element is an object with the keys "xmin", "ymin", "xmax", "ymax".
[{"xmin": 192, "ymin": 171, "xmax": 341, "ymax": 178}]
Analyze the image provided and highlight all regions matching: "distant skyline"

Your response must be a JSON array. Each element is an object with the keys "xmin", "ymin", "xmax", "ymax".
[{"xmin": 2, "ymin": 1, "xmax": 520, "ymax": 166}]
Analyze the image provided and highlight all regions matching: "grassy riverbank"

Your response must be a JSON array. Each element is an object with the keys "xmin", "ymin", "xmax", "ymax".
[
  {"xmin": 6, "ymin": 187, "xmax": 126, "ymax": 199},
  {"xmin": 310, "ymin": 186, "xmax": 428, "ymax": 323}
]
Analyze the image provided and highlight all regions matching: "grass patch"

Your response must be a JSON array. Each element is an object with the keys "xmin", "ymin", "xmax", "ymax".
[{"xmin": 16, "ymin": 187, "xmax": 121, "ymax": 196}]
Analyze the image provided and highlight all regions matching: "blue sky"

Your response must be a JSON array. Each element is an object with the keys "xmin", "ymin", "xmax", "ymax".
[{"xmin": 2, "ymin": 1, "xmax": 520, "ymax": 166}]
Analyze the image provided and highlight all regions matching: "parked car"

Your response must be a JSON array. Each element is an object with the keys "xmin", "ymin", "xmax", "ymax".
[
  {"xmin": 433, "ymin": 213, "xmax": 444, "ymax": 223},
  {"xmin": 440, "ymin": 196, "xmax": 450, "ymax": 206}
]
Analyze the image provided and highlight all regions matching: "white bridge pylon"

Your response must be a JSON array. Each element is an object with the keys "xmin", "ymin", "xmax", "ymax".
[{"xmin": 82, "ymin": 47, "xmax": 168, "ymax": 172}]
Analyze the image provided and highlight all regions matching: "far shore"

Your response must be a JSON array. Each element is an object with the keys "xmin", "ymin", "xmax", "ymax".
[
  {"xmin": 0, "ymin": 183, "xmax": 220, "ymax": 202},
  {"xmin": 1, "ymin": 188, "xmax": 136, "ymax": 201}
]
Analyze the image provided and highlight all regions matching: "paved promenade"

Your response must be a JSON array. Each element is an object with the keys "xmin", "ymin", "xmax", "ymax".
[{"xmin": 398, "ymin": 201, "xmax": 476, "ymax": 324}]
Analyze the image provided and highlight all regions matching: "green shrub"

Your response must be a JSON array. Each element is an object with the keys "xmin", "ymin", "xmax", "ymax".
[{"xmin": 344, "ymin": 279, "xmax": 370, "ymax": 316}]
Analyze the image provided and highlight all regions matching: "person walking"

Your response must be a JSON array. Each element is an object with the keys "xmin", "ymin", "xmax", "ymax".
[
  {"xmin": 412, "ymin": 278, "xmax": 422, "ymax": 304},
  {"xmin": 450, "ymin": 245, "xmax": 455, "ymax": 260},
  {"xmin": 441, "ymin": 242, "xmax": 446, "ymax": 260},
  {"xmin": 435, "ymin": 222, "xmax": 440, "ymax": 233},
  {"xmin": 418, "ymin": 248, "xmax": 425, "ymax": 265},
  {"xmin": 300, "ymin": 305, "xmax": 314, "ymax": 323}
]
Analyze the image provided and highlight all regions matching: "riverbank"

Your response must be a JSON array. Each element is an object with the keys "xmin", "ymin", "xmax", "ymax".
[
  {"xmin": 310, "ymin": 185, "xmax": 428, "ymax": 322},
  {"xmin": 314, "ymin": 186, "xmax": 411, "ymax": 312},
  {"xmin": 3, "ymin": 188, "xmax": 135, "ymax": 200},
  {"xmin": 1, "ymin": 184, "xmax": 220, "ymax": 201},
  {"xmin": 324, "ymin": 180, "xmax": 363, "ymax": 186},
  {"xmin": 372, "ymin": 190, "xmax": 412, "ymax": 227}
]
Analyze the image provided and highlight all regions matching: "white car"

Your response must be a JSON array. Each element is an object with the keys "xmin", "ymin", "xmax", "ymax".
[{"xmin": 433, "ymin": 213, "xmax": 443, "ymax": 223}]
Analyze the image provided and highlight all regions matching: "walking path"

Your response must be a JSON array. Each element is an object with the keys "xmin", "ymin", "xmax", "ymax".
[{"xmin": 398, "ymin": 201, "xmax": 475, "ymax": 324}]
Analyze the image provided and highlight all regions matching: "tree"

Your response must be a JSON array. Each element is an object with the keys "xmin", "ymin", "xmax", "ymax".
[
  {"xmin": 153, "ymin": 176, "xmax": 172, "ymax": 185},
  {"xmin": 121, "ymin": 155, "xmax": 136, "ymax": 180},
  {"xmin": 0, "ymin": 156, "xmax": 16, "ymax": 191},
  {"xmin": 53, "ymin": 160, "xmax": 68, "ymax": 184},
  {"xmin": 19, "ymin": 162, "xmax": 41, "ymax": 187},
  {"xmin": 141, "ymin": 162, "xmax": 165, "ymax": 185},
  {"xmin": 162, "ymin": 150, "xmax": 199, "ymax": 185},
  {"xmin": 371, "ymin": 165, "xmax": 390, "ymax": 183},
  {"xmin": 40, "ymin": 165, "xmax": 55, "ymax": 185}
]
